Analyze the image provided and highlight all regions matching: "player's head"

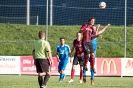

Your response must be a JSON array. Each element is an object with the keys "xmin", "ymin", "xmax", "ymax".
[
  {"xmin": 76, "ymin": 32, "xmax": 82, "ymax": 41},
  {"xmin": 60, "ymin": 37, "xmax": 65, "ymax": 45},
  {"xmin": 38, "ymin": 30, "xmax": 45, "ymax": 39},
  {"xmin": 88, "ymin": 17, "xmax": 95, "ymax": 25}
]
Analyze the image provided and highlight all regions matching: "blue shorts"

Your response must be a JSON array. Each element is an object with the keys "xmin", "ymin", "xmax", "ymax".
[{"xmin": 58, "ymin": 61, "xmax": 68, "ymax": 71}]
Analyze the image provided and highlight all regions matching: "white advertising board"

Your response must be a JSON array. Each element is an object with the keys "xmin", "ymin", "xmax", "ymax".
[
  {"xmin": 0, "ymin": 56, "xmax": 20, "ymax": 74},
  {"xmin": 122, "ymin": 58, "xmax": 133, "ymax": 76}
]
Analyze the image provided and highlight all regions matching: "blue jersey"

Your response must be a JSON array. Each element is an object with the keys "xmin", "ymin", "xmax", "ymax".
[
  {"xmin": 91, "ymin": 38, "xmax": 97, "ymax": 51},
  {"xmin": 91, "ymin": 34, "xmax": 97, "ymax": 52},
  {"xmin": 56, "ymin": 44, "xmax": 71, "ymax": 62}
]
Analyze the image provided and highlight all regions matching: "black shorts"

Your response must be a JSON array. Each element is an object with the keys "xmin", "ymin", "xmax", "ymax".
[
  {"xmin": 35, "ymin": 59, "xmax": 50, "ymax": 73},
  {"xmin": 73, "ymin": 55, "xmax": 84, "ymax": 66},
  {"xmin": 82, "ymin": 41, "xmax": 94, "ymax": 55}
]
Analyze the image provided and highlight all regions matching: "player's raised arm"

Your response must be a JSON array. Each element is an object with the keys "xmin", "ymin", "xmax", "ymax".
[
  {"xmin": 96, "ymin": 24, "xmax": 100, "ymax": 32},
  {"xmin": 98, "ymin": 24, "xmax": 110, "ymax": 35}
]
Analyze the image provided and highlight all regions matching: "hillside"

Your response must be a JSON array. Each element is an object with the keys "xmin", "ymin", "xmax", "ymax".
[{"xmin": 0, "ymin": 23, "xmax": 133, "ymax": 57}]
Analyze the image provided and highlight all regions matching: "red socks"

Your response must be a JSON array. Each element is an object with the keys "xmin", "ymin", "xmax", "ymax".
[
  {"xmin": 80, "ymin": 70, "xmax": 83, "ymax": 80},
  {"xmin": 84, "ymin": 56, "xmax": 95, "ymax": 69},
  {"xmin": 90, "ymin": 57, "xmax": 95, "ymax": 69},
  {"xmin": 71, "ymin": 69, "xmax": 75, "ymax": 79},
  {"xmin": 84, "ymin": 57, "xmax": 88, "ymax": 66},
  {"xmin": 71, "ymin": 69, "xmax": 83, "ymax": 80}
]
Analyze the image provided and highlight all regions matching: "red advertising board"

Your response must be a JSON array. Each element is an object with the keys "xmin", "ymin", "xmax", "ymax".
[
  {"xmin": 20, "ymin": 56, "xmax": 58, "ymax": 75},
  {"xmin": 96, "ymin": 58, "xmax": 121, "ymax": 76}
]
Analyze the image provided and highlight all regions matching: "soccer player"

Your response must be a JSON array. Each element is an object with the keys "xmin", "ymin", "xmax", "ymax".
[
  {"xmin": 83, "ymin": 23, "xmax": 110, "ymax": 85},
  {"xmin": 32, "ymin": 31, "xmax": 53, "ymax": 88},
  {"xmin": 56, "ymin": 37, "xmax": 71, "ymax": 82},
  {"xmin": 68, "ymin": 32, "xmax": 84, "ymax": 83},
  {"xmin": 79, "ymin": 17, "xmax": 98, "ymax": 84}
]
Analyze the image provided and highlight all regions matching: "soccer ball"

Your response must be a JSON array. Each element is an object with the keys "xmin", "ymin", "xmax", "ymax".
[{"xmin": 99, "ymin": 2, "xmax": 106, "ymax": 9}]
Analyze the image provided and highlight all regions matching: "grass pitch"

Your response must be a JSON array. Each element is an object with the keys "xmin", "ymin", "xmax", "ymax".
[{"xmin": 0, "ymin": 75, "xmax": 133, "ymax": 88}]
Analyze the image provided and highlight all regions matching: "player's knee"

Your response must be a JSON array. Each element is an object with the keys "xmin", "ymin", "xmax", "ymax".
[
  {"xmin": 58, "ymin": 69, "xmax": 61, "ymax": 73},
  {"xmin": 38, "ymin": 72, "xmax": 43, "ymax": 76},
  {"xmin": 86, "ymin": 54, "xmax": 90, "ymax": 58},
  {"xmin": 72, "ymin": 65, "xmax": 76, "ymax": 69},
  {"xmin": 90, "ymin": 53, "xmax": 95, "ymax": 58},
  {"xmin": 60, "ymin": 70, "xmax": 64, "ymax": 73},
  {"xmin": 80, "ymin": 66, "xmax": 83, "ymax": 70}
]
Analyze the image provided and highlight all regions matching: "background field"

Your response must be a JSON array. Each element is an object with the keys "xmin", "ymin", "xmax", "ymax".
[
  {"xmin": 0, "ymin": 75, "xmax": 133, "ymax": 88},
  {"xmin": 0, "ymin": 1, "xmax": 133, "ymax": 88},
  {"xmin": 0, "ymin": 23, "xmax": 133, "ymax": 57}
]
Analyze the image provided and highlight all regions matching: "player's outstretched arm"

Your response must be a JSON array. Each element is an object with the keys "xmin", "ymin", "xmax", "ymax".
[
  {"xmin": 98, "ymin": 24, "xmax": 110, "ymax": 35},
  {"xmin": 91, "ymin": 25, "xmax": 100, "ymax": 39},
  {"xmin": 96, "ymin": 24, "xmax": 100, "ymax": 32}
]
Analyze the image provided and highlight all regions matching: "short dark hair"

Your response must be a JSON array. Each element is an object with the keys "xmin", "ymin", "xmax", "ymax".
[
  {"xmin": 38, "ymin": 31, "xmax": 45, "ymax": 39},
  {"xmin": 60, "ymin": 37, "xmax": 65, "ymax": 40},
  {"xmin": 88, "ymin": 17, "xmax": 95, "ymax": 22}
]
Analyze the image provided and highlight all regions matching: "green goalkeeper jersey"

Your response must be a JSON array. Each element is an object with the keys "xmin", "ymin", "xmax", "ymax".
[{"xmin": 34, "ymin": 39, "xmax": 51, "ymax": 59}]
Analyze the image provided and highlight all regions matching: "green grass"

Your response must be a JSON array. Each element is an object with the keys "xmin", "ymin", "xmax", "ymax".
[
  {"xmin": 0, "ymin": 75, "xmax": 133, "ymax": 88},
  {"xmin": 0, "ymin": 23, "xmax": 133, "ymax": 57}
]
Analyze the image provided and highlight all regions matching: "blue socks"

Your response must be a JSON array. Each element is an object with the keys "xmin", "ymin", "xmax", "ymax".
[
  {"xmin": 59, "ymin": 73, "xmax": 65, "ymax": 81},
  {"xmin": 91, "ymin": 69, "xmax": 94, "ymax": 80},
  {"xmin": 83, "ymin": 69, "xmax": 86, "ymax": 77},
  {"xmin": 83, "ymin": 68, "xmax": 94, "ymax": 80}
]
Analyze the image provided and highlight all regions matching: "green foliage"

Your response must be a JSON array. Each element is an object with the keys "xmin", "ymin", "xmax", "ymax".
[
  {"xmin": 0, "ymin": 23, "xmax": 133, "ymax": 57},
  {"xmin": 0, "ymin": 75, "xmax": 133, "ymax": 88}
]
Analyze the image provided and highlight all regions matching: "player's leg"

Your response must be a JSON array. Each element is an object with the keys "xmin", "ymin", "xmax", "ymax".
[
  {"xmin": 90, "ymin": 54, "xmax": 95, "ymax": 85},
  {"xmin": 90, "ymin": 42, "xmax": 95, "ymax": 71},
  {"xmin": 82, "ymin": 41, "xmax": 90, "ymax": 70},
  {"xmin": 58, "ymin": 62, "xmax": 62, "ymax": 82},
  {"xmin": 83, "ymin": 54, "xmax": 90, "ymax": 71},
  {"xmin": 83, "ymin": 54, "xmax": 87, "ymax": 83},
  {"xmin": 82, "ymin": 41, "xmax": 91, "ymax": 83},
  {"xmin": 37, "ymin": 73, "xmax": 43, "ymax": 88},
  {"xmin": 83, "ymin": 69, "xmax": 87, "ymax": 83},
  {"xmin": 59, "ymin": 61, "xmax": 68, "ymax": 81},
  {"xmin": 35, "ymin": 59, "xmax": 43, "ymax": 88},
  {"xmin": 68, "ymin": 65, "xmax": 75, "ymax": 83},
  {"xmin": 68, "ymin": 56, "xmax": 78, "ymax": 83},
  {"xmin": 41, "ymin": 59, "xmax": 51, "ymax": 88},
  {"xmin": 89, "ymin": 60, "xmax": 94, "ymax": 85},
  {"xmin": 79, "ymin": 56, "xmax": 84, "ymax": 83},
  {"xmin": 93, "ymin": 42, "xmax": 97, "ymax": 73},
  {"xmin": 43, "ymin": 72, "xmax": 50, "ymax": 88},
  {"xmin": 90, "ymin": 54, "xmax": 95, "ymax": 72},
  {"xmin": 79, "ymin": 66, "xmax": 83, "ymax": 83},
  {"xmin": 89, "ymin": 42, "xmax": 95, "ymax": 85},
  {"xmin": 90, "ymin": 44, "xmax": 97, "ymax": 85}
]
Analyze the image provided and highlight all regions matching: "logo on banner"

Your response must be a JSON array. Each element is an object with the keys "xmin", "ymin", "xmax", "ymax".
[
  {"xmin": 101, "ymin": 59, "xmax": 117, "ymax": 74},
  {"xmin": 125, "ymin": 60, "xmax": 133, "ymax": 68}
]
